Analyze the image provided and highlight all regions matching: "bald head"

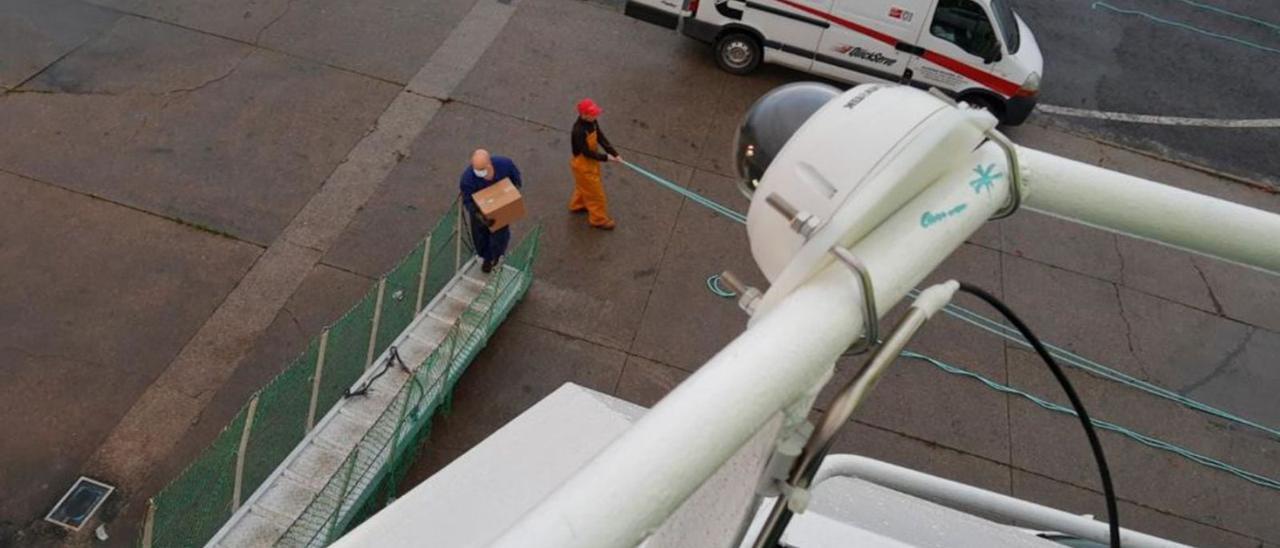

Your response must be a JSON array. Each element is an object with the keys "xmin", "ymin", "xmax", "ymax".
[{"xmin": 471, "ymin": 149, "xmax": 491, "ymax": 171}]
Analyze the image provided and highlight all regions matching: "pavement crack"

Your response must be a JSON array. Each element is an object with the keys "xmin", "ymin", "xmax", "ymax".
[
  {"xmin": 406, "ymin": 89, "xmax": 449, "ymax": 103},
  {"xmin": 162, "ymin": 51, "xmax": 251, "ymax": 96},
  {"xmin": 0, "ymin": 167, "xmax": 268, "ymax": 249},
  {"xmin": 1112, "ymin": 284, "xmax": 1144, "ymax": 374},
  {"xmin": 3, "ymin": 15, "xmax": 120, "ymax": 95},
  {"xmin": 1, "ymin": 88, "xmax": 119, "ymax": 97},
  {"xmin": 315, "ymin": 260, "xmax": 378, "ymax": 282},
  {"xmin": 175, "ymin": 384, "xmax": 215, "ymax": 403},
  {"xmin": 254, "ymin": 0, "xmax": 299, "ymax": 45},
  {"xmin": 280, "ymin": 305, "xmax": 306, "ymax": 339},
  {"xmin": 1179, "ymin": 327, "xmax": 1253, "ymax": 395},
  {"xmin": 1112, "ymin": 234, "xmax": 1127, "ymax": 285},
  {"xmin": 1191, "ymin": 259, "xmax": 1226, "ymax": 316},
  {"xmin": 4, "ymin": 52, "xmax": 249, "ymax": 99}
]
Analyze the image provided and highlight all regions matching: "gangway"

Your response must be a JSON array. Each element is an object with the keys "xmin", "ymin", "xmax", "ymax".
[{"xmin": 206, "ymin": 252, "xmax": 534, "ymax": 547}]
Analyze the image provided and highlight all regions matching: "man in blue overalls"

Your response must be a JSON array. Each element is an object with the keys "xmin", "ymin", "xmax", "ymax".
[{"xmin": 459, "ymin": 149, "xmax": 523, "ymax": 273}]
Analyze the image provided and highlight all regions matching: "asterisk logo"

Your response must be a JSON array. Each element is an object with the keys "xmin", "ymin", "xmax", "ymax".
[{"xmin": 969, "ymin": 163, "xmax": 1002, "ymax": 195}]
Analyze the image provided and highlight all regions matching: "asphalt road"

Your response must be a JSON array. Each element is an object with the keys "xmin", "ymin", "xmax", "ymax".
[
  {"xmin": 1, "ymin": 0, "xmax": 1278, "ymax": 546},
  {"xmin": 1016, "ymin": 0, "xmax": 1280, "ymax": 187}
]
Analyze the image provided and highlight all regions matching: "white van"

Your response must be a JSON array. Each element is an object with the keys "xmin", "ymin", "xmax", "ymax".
[{"xmin": 625, "ymin": 0, "xmax": 1043, "ymax": 124}]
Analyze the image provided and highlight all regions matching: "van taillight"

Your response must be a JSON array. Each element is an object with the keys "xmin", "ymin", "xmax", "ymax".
[{"xmin": 688, "ymin": 0, "xmax": 700, "ymax": 14}]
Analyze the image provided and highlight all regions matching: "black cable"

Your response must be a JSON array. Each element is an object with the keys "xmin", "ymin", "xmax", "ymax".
[
  {"xmin": 957, "ymin": 282, "xmax": 1121, "ymax": 547},
  {"xmin": 345, "ymin": 346, "xmax": 407, "ymax": 398}
]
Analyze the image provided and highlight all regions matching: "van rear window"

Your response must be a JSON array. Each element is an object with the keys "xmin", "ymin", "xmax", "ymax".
[{"xmin": 990, "ymin": 0, "xmax": 1021, "ymax": 53}]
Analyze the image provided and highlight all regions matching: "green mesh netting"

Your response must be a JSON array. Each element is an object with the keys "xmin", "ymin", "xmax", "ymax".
[
  {"xmin": 148, "ymin": 409, "xmax": 247, "ymax": 548},
  {"xmin": 241, "ymin": 340, "xmax": 318, "ymax": 498},
  {"xmin": 316, "ymin": 289, "xmax": 375, "ymax": 413},
  {"xmin": 412, "ymin": 346, "xmax": 452, "ymax": 419},
  {"xmin": 375, "ymin": 241, "xmax": 425, "ymax": 352},
  {"xmin": 143, "ymin": 202, "xmax": 540, "ymax": 548},
  {"xmin": 422, "ymin": 206, "xmax": 461, "ymax": 309},
  {"xmin": 506, "ymin": 225, "xmax": 542, "ymax": 271}
]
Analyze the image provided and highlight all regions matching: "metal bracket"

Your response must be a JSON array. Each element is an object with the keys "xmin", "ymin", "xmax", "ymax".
[
  {"xmin": 983, "ymin": 129, "xmax": 1023, "ymax": 220},
  {"xmin": 928, "ymin": 86, "xmax": 1023, "ymax": 220},
  {"xmin": 829, "ymin": 247, "xmax": 878, "ymax": 356},
  {"xmin": 765, "ymin": 192, "xmax": 822, "ymax": 239},
  {"xmin": 717, "ymin": 271, "xmax": 762, "ymax": 316},
  {"xmin": 756, "ymin": 421, "xmax": 812, "ymax": 498},
  {"xmin": 751, "ymin": 293, "xmax": 948, "ymax": 548}
]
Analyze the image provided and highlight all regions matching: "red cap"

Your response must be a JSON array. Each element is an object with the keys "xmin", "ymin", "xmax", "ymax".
[{"xmin": 577, "ymin": 98, "xmax": 602, "ymax": 117}]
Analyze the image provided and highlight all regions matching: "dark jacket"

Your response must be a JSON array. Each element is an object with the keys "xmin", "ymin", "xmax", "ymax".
[{"xmin": 571, "ymin": 118, "xmax": 618, "ymax": 162}]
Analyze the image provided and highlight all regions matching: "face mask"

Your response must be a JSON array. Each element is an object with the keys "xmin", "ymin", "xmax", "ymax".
[{"xmin": 473, "ymin": 168, "xmax": 488, "ymax": 178}]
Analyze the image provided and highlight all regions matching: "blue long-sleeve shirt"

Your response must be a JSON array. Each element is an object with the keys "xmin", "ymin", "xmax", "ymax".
[{"xmin": 459, "ymin": 156, "xmax": 522, "ymax": 218}]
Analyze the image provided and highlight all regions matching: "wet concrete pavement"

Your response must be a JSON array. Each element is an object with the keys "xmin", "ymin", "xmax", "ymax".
[{"xmin": 1, "ymin": 0, "xmax": 1278, "ymax": 545}]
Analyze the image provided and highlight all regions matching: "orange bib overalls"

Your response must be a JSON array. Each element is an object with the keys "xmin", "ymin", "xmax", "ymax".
[{"xmin": 569, "ymin": 128, "xmax": 613, "ymax": 227}]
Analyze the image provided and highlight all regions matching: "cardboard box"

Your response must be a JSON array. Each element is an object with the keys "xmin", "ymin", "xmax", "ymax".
[{"xmin": 473, "ymin": 177, "xmax": 525, "ymax": 232}]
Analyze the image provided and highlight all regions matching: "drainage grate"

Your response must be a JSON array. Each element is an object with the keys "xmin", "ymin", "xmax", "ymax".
[{"xmin": 44, "ymin": 477, "xmax": 114, "ymax": 531}]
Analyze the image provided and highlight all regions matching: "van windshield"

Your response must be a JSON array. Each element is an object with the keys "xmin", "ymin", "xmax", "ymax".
[{"xmin": 990, "ymin": 0, "xmax": 1021, "ymax": 53}]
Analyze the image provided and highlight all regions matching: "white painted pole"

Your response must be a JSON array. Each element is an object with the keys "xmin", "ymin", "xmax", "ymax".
[
  {"xmin": 455, "ymin": 200, "xmax": 464, "ymax": 272},
  {"xmin": 415, "ymin": 237, "xmax": 432, "ymax": 312},
  {"xmin": 140, "ymin": 500, "xmax": 155, "ymax": 548},
  {"xmin": 366, "ymin": 278, "xmax": 387, "ymax": 369},
  {"xmin": 231, "ymin": 395, "xmax": 260, "ymax": 511},
  {"xmin": 492, "ymin": 143, "xmax": 1012, "ymax": 548},
  {"xmin": 307, "ymin": 330, "xmax": 330, "ymax": 432},
  {"xmin": 1019, "ymin": 148, "xmax": 1280, "ymax": 276}
]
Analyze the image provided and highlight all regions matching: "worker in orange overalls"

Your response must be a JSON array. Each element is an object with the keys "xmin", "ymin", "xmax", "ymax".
[{"xmin": 568, "ymin": 98, "xmax": 620, "ymax": 230}]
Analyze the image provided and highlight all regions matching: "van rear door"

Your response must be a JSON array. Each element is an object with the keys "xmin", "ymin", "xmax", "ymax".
[
  {"xmin": 738, "ymin": 0, "xmax": 834, "ymax": 72},
  {"xmin": 625, "ymin": 0, "xmax": 685, "ymax": 30},
  {"xmin": 807, "ymin": 0, "xmax": 931, "ymax": 84}
]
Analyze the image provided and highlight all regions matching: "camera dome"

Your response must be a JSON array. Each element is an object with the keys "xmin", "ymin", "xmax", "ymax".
[{"xmin": 734, "ymin": 82, "xmax": 840, "ymax": 199}]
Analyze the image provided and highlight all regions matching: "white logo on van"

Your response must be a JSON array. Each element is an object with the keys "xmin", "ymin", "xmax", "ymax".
[{"xmin": 834, "ymin": 45, "xmax": 898, "ymax": 67}]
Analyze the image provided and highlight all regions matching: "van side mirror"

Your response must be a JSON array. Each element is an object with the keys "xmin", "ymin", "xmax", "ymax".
[{"xmin": 982, "ymin": 50, "xmax": 1002, "ymax": 64}]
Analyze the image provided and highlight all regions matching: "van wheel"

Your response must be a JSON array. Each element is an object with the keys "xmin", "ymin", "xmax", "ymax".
[
  {"xmin": 715, "ymin": 33, "xmax": 761, "ymax": 75},
  {"xmin": 959, "ymin": 93, "xmax": 1006, "ymax": 124}
]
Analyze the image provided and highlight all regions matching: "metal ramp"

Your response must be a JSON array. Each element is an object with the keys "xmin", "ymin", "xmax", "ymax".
[{"xmin": 207, "ymin": 257, "xmax": 531, "ymax": 547}]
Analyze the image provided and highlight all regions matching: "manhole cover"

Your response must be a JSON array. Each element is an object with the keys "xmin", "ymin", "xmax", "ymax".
[{"xmin": 45, "ymin": 477, "xmax": 114, "ymax": 531}]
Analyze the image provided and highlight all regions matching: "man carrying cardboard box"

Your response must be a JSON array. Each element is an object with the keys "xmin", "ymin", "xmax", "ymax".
[{"xmin": 460, "ymin": 149, "xmax": 524, "ymax": 273}]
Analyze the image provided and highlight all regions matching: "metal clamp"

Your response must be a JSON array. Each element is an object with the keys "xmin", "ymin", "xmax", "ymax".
[
  {"xmin": 983, "ymin": 129, "xmax": 1023, "ymax": 220},
  {"xmin": 928, "ymin": 86, "xmax": 1023, "ymax": 220},
  {"xmin": 829, "ymin": 247, "xmax": 878, "ymax": 356}
]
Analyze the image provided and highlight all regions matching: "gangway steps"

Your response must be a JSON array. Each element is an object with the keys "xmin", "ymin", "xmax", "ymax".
[{"xmin": 208, "ymin": 258, "xmax": 529, "ymax": 547}]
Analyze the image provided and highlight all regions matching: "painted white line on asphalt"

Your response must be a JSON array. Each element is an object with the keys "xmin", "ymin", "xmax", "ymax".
[{"xmin": 1037, "ymin": 104, "xmax": 1280, "ymax": 128}]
